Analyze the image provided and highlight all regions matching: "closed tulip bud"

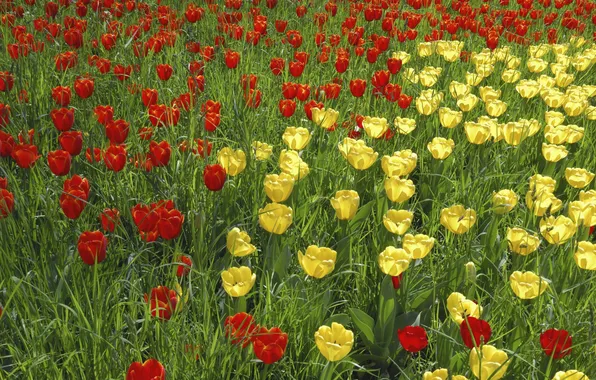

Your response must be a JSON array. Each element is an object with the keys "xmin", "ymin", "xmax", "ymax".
[
  {"xmin": 393, "ymin": 117, "xmax": 416, "ymax": 135},
  {"xmin": 384, "ymin": 177, "xmax": 415, "ymax": 203},
  {"xmin": 575, "ymin": 241, "xmax": 596, "ymax": 270},
  {"xmin": 314, "ymin": 323, "xmax": 354, "ymax": 362},
  {"xmin": 492, "ymin": 190, "xmax": 517, "ymax": 214},
  {"xmin": 457, "ymin": 94, "xmax": 479, "ymax": 112},
  {"xmin": 298, "ymin": 245, "xmax": 337, "ymax": 278},
  {"xmin": 226, "ymin": 228, "xmax": 257, "ymax": 257},
  {"xmin": 311, "ymin": 107, "xmax": 339, "ymax": 130},
  {"xmin": 542, "ymin": 143, "xmax": 568, "ymax": 162},
  {"xmin": 264, "ymin": 173, "xmax": 294, "ymax": 203},
  {"xmin": 565, "ymin": 168, "xmax": 595, "ymax": 188},
  {"xmin": 402, "ymin": 233, "xmax": 434, "ymax": 259},
  {"xmin": 217, "ymin": 147, "xmax": 247, "ymax": 176},
  {"xmin": 465, "ymin": 262, "xmax": 476, "ymax": 282},
  {"xmin": 438, "ymin": 107, "xmax": 463, "ymax": 128},
  {"xmin": 221, "ymin": 266, "xmax": 256, "ymax": 297},
  {"xmin": 258, "ymin": 202, "xmax": 293, "ymax": 234},
  {"xmin": 510, "ymin": 271, "xmax": 549, "ymax": 299},
  {"xmin": 427, "ymin": 137, "xmax": 454, "ymax": 160},
  {"xmin": 469, "ymin": 345, "xmax": 509, "ymax": 380},
  {"xmin": 568, "ymin": 201, "xmax": 596, "ymax": 227},
  {"xmin": 337, "ymin": 138, "xmax": 378, "ymax": 170},
  {"xmin": 282, "ymin": 126, "xmax": 311, "ymax": 150},
  {"xmin": 279, "ymin": 149, "xmax": 309, "ymax": 180},
  {"xmin": 440, "ymin": 205, "xmax": 477, "ymax": 234},
  {"xmin": 252, "ymin": 141, "xmax": 272, "ymax": 161},
  {"xmin": 378, "ymin": 246, "xmax": 412, "ymax": 276},
  {"xmin": 383, "ymin": 209, "xmax": 413, "ymax": 235},
  {"xmin": 464, "ymin": 122, "xmax": 491, "ymax": 145},
  {"xmin": 381, "ymin": 150, "xmax": 417, "ymax": 177},
  {"xmin": 446, "ymin": 292, "xmax": 482, "ymax": 324},
  {"xmin": 540, "ymin": 215, "xmax": 576, "ymax": 245},
  {"xmin": 330, "ymin": 190, "xmax": 359, "ymax": 221},
  {"xmin": 362, "ymin": 116, "xmax": 389, "ymax": 139},
  {"xmin": 501, "ymin": 69, "xmax": 521, "ymax": 83},
  {"xmin": 507, "ymin": 228, "xmax": 541, "ymax": 255}
]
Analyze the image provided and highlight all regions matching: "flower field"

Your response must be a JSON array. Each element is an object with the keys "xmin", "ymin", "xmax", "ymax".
[{"xmin": 1, "ymin": 0, "xmax": 596, "ymax": 378}]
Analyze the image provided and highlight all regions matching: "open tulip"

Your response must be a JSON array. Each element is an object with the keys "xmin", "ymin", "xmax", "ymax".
[
  {"xmin": 252, "ymin": 327, "xmax": 288, "ymax": 364},
  {"xmin": 492, "ymin": 190, "xmax": 517, "ymax": 214},
  {"xmin": 427, "ymin": 137, "xmax": 454, "ymax": 160},
  {"xmin": 314, "ymin": 323, "xmax": 353, "ymax": 362},
  {"xmin": 440, "ymin": 205, "xmax": 476, "ymax": 234},
  {"xmin": 565, "ymin": 168, "xmax": 594, "ymax": 189},
  {"xmin": 298, "ymin": 245, "xmax": 337, "ymax": 278},
  {"xmin": 540, "ymin": 215, "xmax": 576, "ymax": 245},
  {"xmin": 510, "ymin": 271, "xmax": 549, "ymax": 299},
  {"xmin": 393, "ymin": 117, "xmax": 416, "ymax": 135},
  {"xmin": 258, "ymin": 202, "xmax": 293, "ymax": 234},
  {"xmin": 398, "ymin": 325, "xmax": 428, "ymax": 353},
  {"xmin": 542, "ymin": 144, "xmax": 568, "ymax": 162},
  {"xmin": 224, "ymin": 312, "xmax": 258, "ymax": 348},
  {"xmin": 568, "ymin": 201, "xmax": 596, "ymax": 227},
  {"xmin": 540, "ymin": 328, "xmax": 572, "ymax": 359},
  {"xmin": 126, "ymin": 359, "xmax": 165, "ymax": 380},
  {"xmin": 447, "ymin": 292, "xmax": 482, "ymax": 325},
  {"xmin": 438, "ymin": 107, "xmax": 463, "ymax": 128},
  {"xmin": 226, "ymin": 228, "xmax": 256, "ymax": 257},
  {"xmin": 264, "ymin": 173, "xmax": 294, "ymax": 202},
  {"xmin": 506, "ymin": 228, "xmax": 540, "ymax": 255},
  {"xmin": 551, "ymin": 371, "xmax": 589, "ymax": 380},
  {"xmin": 221, "ymin": 266, "xmax": 256, "ymax": 297},
  {"xmin": 378, "ymin": 246, "xmax": 412, "ymax": 276},
  {"xmin": 469, "ymin": 345, "xmax": 509, "ymax": 380},
  {"xmin": 337, "ymin": 138, "xmax": 378, "ymax": 170},
  {"xmin": 282, "ymin": 127, "xmax": 311, "ymax": 150},
  {"xmin": 383, "ymin": 210, "xmax": 413, "ymax": 235},
  {"xmin": 252, "ymin": 141, "xmax": 272, "ymax": 161},
  {"xmin": 381, "ymin": 150, "xmax": 417, "ymax": 177},
  {"xmin": 311, "ymin": 108, "xmax": 339, "ymax": 130},
  {"xmin": 279, "ymin": 149, "xmax": 309, "ymax": 180},
  {"xmin": 384, "ymin": 177, "xmax": 415, "ymax": 203},
  {"xmin": 217, "ymin": 148, "xmax": 246, "ymax": 176},
  {"xmin": 574, "ymin": 241, "xmax": 596, "ymax": 270},
  {"xmin": 362, "ymin": 116, "xmax": 389, "ymax": 138}
]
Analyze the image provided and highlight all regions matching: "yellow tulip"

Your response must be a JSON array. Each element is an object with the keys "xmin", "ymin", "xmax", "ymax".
[
  {"xmin": 556, "ymin": 53, "xmax": 571, "ymax": 66},
  {"xmin": 362, "ymin": 116, "xmax": 389, "ymax": 139},
  {"xmin": 258, "ymin": 202, "xmax": 293, "ymax": 234},
  {"xmin": 555, "ymin": 72, "xmax": 574, "ymax": 88},
  {"xmin": 383, "ymin": 209, "xmax": 413, "ymax": 235},
  {"xmin": 570, "ymin": 35, "xmax": 587, "ymax": 48},
  {"xmin": 217, "ymin": 147, "xmax": 247, "ymax": 176},
  {"xmin": 516, "ymin": 80, "xmax": 541, "ymax": 98},
  {"xmin": 545, "ymin": 111, "xmax": 565, "ymax": 127},
  {"xmin": 464, "ymin": 122, "xmax": 491, "ymax": 144},
  {"xmin": 440, "ymin": 205, "xmax": 477, "ymax": 234},
  {"xmin": 282, "ymin": 126, "xmax": 311, "ymax": 150},
  {"xmin": 419, "ymin": 66, "xmax": 442, "ymax": 87},
  {"xmin": 479, "ymin": 86, "xmax": 501, "ymax": 103},
  {"xmin": 568, "ymin": 201, "xmax": 596, "ymax": 227},
  {"xmin": 540, "ymin": 215, "xmax": 576, "ymax": 245},
  {"xmin": 566, "ymin": 124, "xmax": 584, "ymax": 143},
  {"xmin": 338, "ymin": 138, "xmax": 378, "ymax": 170},
  {"xmin": 226, "ymin": 228, "xmax": 257, "ymax": 257},
  {"xmin": 501, "ymin": 69, "xmax": 521, "ymax": 83},
  {"xmin": 314, "ymin": 323, "xmax": 354, "ymax": 362},
  {"xmin": 550, "ymin": 62, "xmax": 568, "ymax": 76},
  {"xmin": 538, "ymin": 74, "xmax": 556, "ymax": 89},
  {"xmin": 580, "ymin": 189, "xmax": 596, "ymax": 203},
  {"xmin": 565, "ymin": 168, "xmax": 595, "ymax": 188},
  {"xmin": 417, "ymin": 42, "xmax": 434, "ymax": 57},
  {"xmin": 529, "ymin": 174, "xmax": 557, "ymax": 194},
  {"xmin": 279, "ymin": 149, "xmax": 309, "ymax": 180},
  {"xmin": 585, "ymin": 105, "xmax": 596, "ymax": 120},
  {"xmin": 541, "ymin": 89, "xmax": 567, "ymax": 108},
  {"xmin": 381, "ymin": 150, "xmax": 417, "ymax": 177},
  {"xmin": 475, "ymin": 63, "xmax": 494, "ymax": 78},
  {"xmin": 544, "ymin": 124, "xmax": 570, "ymax": 144},
  {"xmin": 542, "ymin": 143, "xmax": 568, "ymax": 162},
  {"xmin": 402, "ymin": 67, "xmax": 419, "ymax": 84},
  {"xmin": 221, "ymin": 266, "xmax": 256, "ymax": 297},
  {"xmin": 298, "ymin": 245, "xmax": 337, "ymax": 278},
  {"xmin": 392, "ymin": 51, "xmax": 411, "ymax": 64},
  {"xmin": 492, "ymin": 189, "xmax": 517, "ymax": 214},
  {"xmin": 529, "ymin": 44, "xmax": 551, "ymax": 58},
  {"xmin": 378, "ymin": 246, "xmax": 412, "ymax": 276},
  {"xmin": 506, "ymin": 227, "xmax": 541, "ymax": 256},
  {"xmin": 427, "ymin": 137, "xmax": 455, "ymax": 160},
  {"xmin": 525, "ymin": 190, "xmax": 563, "ymax": 217},
  {"xmin": 527, "ymin": 57, "xmax": 548, "ymax": 73},
  {"xmin": 563, "ymin": 97, "xmax": 588, "ymax": 116},
  {"xmin": 384, "ymin": 177, "xmax": 416, "ymax": 203},
  {"xmin": 510, "ymin": 270, "xmax": 549, "ymax": 299},
  {"xmin": 252, "ymin": 141, "xmax": 272, "ymax": 161},
  {"xmin": 393, "ymin": 117, "xmax": 416, "ymax": 135},
  {"xmin": 574, "ymin": 241, "xmax": 596, "ymax": 270},
  {"xmin": 402, "ymin": 233, "xmax": 435, "ymax": 259},
  {"xmin": 550, "ymin": 43, "xmax": 568, "ymax": 55},
  {"xmin": 264, "ymin": 173, "xmax": 295, "ymax": 202},
  {"xmin": 552, "ymin": 370, "xmax": 589, "ymax": 380},
  {"xmin": 416, "ymin": 90, "xmax": 443, "ymax": 115},
  {"xmin": 485, "ymin": 100, "xmax": 507, "ymax": 117},
  {"xmin": 571, "ymin": 55, "xmax": 592, "ymax": 71},
  {"xmin": 449, "ymin": 81, "xmax": 471, "ymax": 99},
  {"xmin": 469, "ymin": 345, "xmax": 510, "ymax": 380},
  {"xmin": 438, "ymin": 107, "xmax": 463, "ymax": 128},
  {"xmin": 312, "ymin": 107, "xmax": 339, "ymax": 130},
  {"xmin": 330, "ymin": 190, "xmax": 360, "ymax": 221},
  {"xmin": 446, "ymin": 292, "xmax": 482, "ymax": 324},
  {"xmin": 501, "ymin": 122, "xmax": 530, "ymax": 146},
  {"xmin": 505, "ymin": 55, "xmax": 521, "ymax": 69},
  {"xmin": 457, "ymin": 93, "xmax": 479, "ymax": 112},
  {"xmin": 423, "ymin": 369, "xmax": 448, "ymax": 380}
]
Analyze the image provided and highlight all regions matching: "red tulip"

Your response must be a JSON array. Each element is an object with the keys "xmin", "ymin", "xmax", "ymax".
[
  {"xmin": 50, "ymin": 108, "xmax": 75, "ymax": 132},
  {"xmin": 269, "ymin": 57, "xmax": 285, "ymax": 75},
  {"xmin": 279, "ymin": 99, "xmax": 296, "ymax": 117},
  {"xmin": 384, "ymin": 84, "xmax": 402, "ymax": 102},
  {"xmin": 244, "ymin": 89, "xmax": 262, "ymax": 108},
  {"xmin": 387, "ymin": 58, "xmax": 402, "ymax": 74},
  {"xmin": 144, "ymin": 286, "xmax": 178, "ymax": 320},
  {"xmin": 96, "ymin": 58, "xmax": 112, "ymax": 74},
  {"xmin": 0, "ymin": 189, "xmax": 14, "ymax": 218},
  {"xmin": 64, "ymin": 175, "xmax": 90, "ymax": 197},
  {"xmin": 156, "ymin": 64, "xmax": 173, "ymax": 81},
  {"xmin": 47, "ymin": 150, "xmax": 71, "ymax": 176},
  {"xmin": 100, "ymin": 208, "xmax": 120, "ymax": 233},
  {"xmin": 157, "ymin": 208, "xmax": 183, "ymax": 240},
  {"xmin": 241, "ymin": 74, "xmax": 258, "ymax": 91},
  {"xmin": 398, "ymin": 94, "xmax": 413, "ymax": 109},
  {"xmin": 126, "ymin": 359, "xmax": 165, "ymax": 380},
  {"xmin": 350, "ymin": 79, "xmax": 367, "ymax": 97},
  {"xmin": 94, "ymin": 105, "xmax": 114, "ymax": 125},
  {"xmin": 11, "ymin": 144, "xmax": 40, "ymax": 168},
  {"xmin": 132, "ymin": 204, "xmax": 160, "ymax": 233},
  {"xmin": 149, "ymin": 140, "xmax": 171, "ymax": 167},
  {"xmin": 0, "ymin": 104, "xmax": 10, "ymax": 127},
  {"xmin": 460, "ymin": 317, "xmax": 492, "ymax": 349},
  {"xmin": 194, "ymin": 139, "xmax": 213, "ymax": 158},
  {"xmin": 275, "ymin": 20, "xmax": 287, "ymax": 33},
  {"xmin": 282, "ymin": 82, "xmax": 297, "ymax": 99},
  {"xmin": 113, "ymin": 64, "xmax": 132, "ymax": 81},
  {"xmin": 74, "ymin": 77, "xmax": 94, "ymax": 98},
  {"xmin": 55, "ymin": 51, "xmax": 78, "ymax": 71},
  {"xmin": 59, "ymin": 131, "xmax": 83, "ymax": 156},
  {"xmin": 540, "ymin": 328, "xmax": 572, "ymax": 359},
  {"xmin": 204, "ymin": 112, "xmax": 221, "ymax": 132},
  {"xmin": 224, "ymin": 312, "xmax": 258, "ymax": 347},
  {"xmin": 0, "ymin": 131, "xmax": 14, "ymax": 157},
  {"xmin": 296, "ymin": 5, "xmax": 306, "ymax": 17},
  {"xmin": 176, "ymin": 255, "xmax": 193, "ymax": 277},
  {"xmin": 52, "ymin": 86, "xmax": 71, "ymax": 106},
  {"xmin": 398, "ymin": 326, "xmax": 428, "ymax": 353},
  {"xmin": 104, "ymin": 145, "xmax": 127, "ymax": 172},
  {"xmin": 105, "ymin": 119, "xmax": 130, "ymax": 145},
  {"xmin": 225, "ymin": 50, "xmax": 240, "ymax": 69},
  {"xmin": 0, "ymin": 71, "xmax": 14, "ymax": 92},
  {"xmin": 60, "ymin": 191, "xmax": 87, "ymax": 219},
  {"xmin": 371, "ymin": 70, "xmax": 390, "ymax": 89},
  {"xmin": 203, "ymin": 164, "xmax": 226, "ymax": 191},
  {"xmin": 288, "ymin": 60, "xmax": 305, "ymax": 77},
  {"xmin": 391, "ymin": 273, "xmax": 403, "ymax": 289},
  {"xmin": 64, "ymin": 28, "xmax": 83, "ymax": 49},
  {"xmin": 295, "ymin": 84, "xmax": 310, "ymax": 102},
  {"xmin": 0, "ymin": 177, "xmax": 6, "ymax": 189},
  {"xmin": 77, "ymin": 231, "xmax": 108, "ymax": 265},
  {"xmin": 252, "ymin": 327, "xmax": 288, "ymax": 364}
]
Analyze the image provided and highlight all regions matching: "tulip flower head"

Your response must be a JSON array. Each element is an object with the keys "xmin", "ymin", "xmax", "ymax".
[{"xmin": 314, "ymin": 323, "xmax": 354, "ymax": 362}]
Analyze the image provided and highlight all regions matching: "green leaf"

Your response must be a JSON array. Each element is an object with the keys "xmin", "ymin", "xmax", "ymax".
[
  {"xmin": 375, "ymin": 275, "xmax": 397, "ymax": 349},
  {"xmin": 349, "ymin": 200, "xmax": 374, "ymax": 230},
  {"xmin": 348, "ymin": 307, "xmax": 375, "ymax": 346},
  {"xmin": 324, "ymin": 313, "xmax": 351, "ymax": 327}
]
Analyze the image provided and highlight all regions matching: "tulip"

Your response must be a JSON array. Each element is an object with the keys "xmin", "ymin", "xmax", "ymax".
[
  {"xmin": 264, "ymin": 173, "xmax": 294, "ymax": 203},
  {"xmin": 479, "ymin": 86, "xmax": 501, "ymax": 102},
  {"xmin": 449, "ymin": 81, "xmax": 471, "ymax": 99},
  {"xmin": 311, "ymin": 108, "xmax": 339, "ymax": 130},
  {"xmin": 47, "ymin": 150, "xmax": 71, "ymax": 176},
  {"xmin": 440, "ymin": 205, "xmax": 476, "ymax": 234},
  {"xmin": 384, "ymin": 177, "xmax": 415, "ymax": 203},
  {"xmin": 224, "ymin": 50, "xmax": 240, "ymax": 69},
  {"xmin": 551, "ymin": 371, "xmax": 588, "ymax": 380},
  {"xmin": 252, "ymin": 141, "xmax": 272, "ymax": 161},
  {"xmin": 492, "ymin": 190, "xmax": 517, "ymax": 214},
  {"xmin": 52, "ymin": 86, "xmax": 71, "ymax": 106},
  {"xmin": 221, "ymin": 266, "xmax": 256, "ymax": 297},
  {"xmin": 540, "ymin": 328, "xmax": 572, "ymax": 359},
  {"xmin": 330, "ymin": 190, "xmax": 359, "ymax": 221},
  {"xmin": 50, "ymin": 107, "xmax": 75, "ymax": 132},
  {"xmin": 279, "ymin": 149, "xmax": 309, "ymax": 180},
  {"xmin": 575, "ymin": 241, "xmax": 596, "ymax": 270},
  {"xmin": 337, "ymin": 138, "xmax": 378, "ymax": 170},
  {"xmin": 438, "ymin": 107, "xmax": 463, "ymax": 128},
  {"xmin": 506, "ymin": 228, "xmax": 540, "ymax": 256},
  {"xmin": 282, "ymin": 127, "xmax": 311, "ymax": 150},
  {"xmin": 419, "ymin": 66, "xmax": 442, "ymax": 87},
  {"xmin": 501, "ymin": 69, "xmax": 521, "ymax": 83},
  {"xmin": 510, "ymin": 271, "xmax": 549, "ymax": 299},
  {"xmin": 100, "ymin": 208, "xmax": 120, "ymax": 233},
  {"xmin": 381, "ymin": 150, "xmax": 417, "ymax": 177},
  {"xmin": 526, "ymin": 190, "xmax": 563, "ymax": 217},
  {"xmin": 542, "ymin": 144, "xmax": 568, "ymax": 162},
  {"xmin": 423, "ymin": 369, "xmax": 449, "ymax": 380},
  {"xmin": 362, "ymin": 116, "xmax": 388, "ymax": 139},
  {"xmin": 125, "ymin": 359, "xmax": 165, "ymax": 380},
  {"xmin": 378, "ymin": 246, "xmax": 412, "ymax": 276},
  {"xmin": 349, "ymin": 79, "xmax": 366, "ymax": 97},
  {"xmin": 224, "ymin": 312, "xmax": 257, "ymax": 348},
  {"xmin": 104, "ymin": 145, "xmax": 127, "ymax": 172},
  {"xmin": 0, "ymin": 189, "xmax": 14, "ymax": 218},
  {"xmin": 469, "ymin": 345, "xmax": 509, "ymax": 380},
  {"xmin": 149, "ymin": 141, "xmax": 171, "ymax": 167},
  {"xmin": 77, "ymin": 230, "xmax": 108, "ymax": 265},
  {"xmin": 565, "ymin": 168, "xmax": 595, "ymax": 189},
  {"xmin": 203, "ymin": 164, "xmax": 226, "ymax": 191},
  {"xmin": 446, "ymin": 292, "xmax": 482, "ymax": 325},
  {"xmin": 314, "ymin": 323, "xmax": 354, "ymax": 362},
  {"xmin": 383, "ymin": 210, "xmax": 413, "ymax": 235},
  {"xmin": 258, "ymin": 202, "xmax": 293, "ymax": 234},
  {"xmin": 252, "ymin": 327, "xmax": 288, "ymax": 364},
  {"xmin": 464, "ymin": 122, "xmax": 491, "ymax": 145},
  {"xmin": 460, "ymin": 317, "xmax": 491, "ymax": 349},
  {"xmin": 393, "ymin": 117, "xmax": 416, "ymax": 135},
  {"xmin": 105, "ymin": 119, "xmax": 130, "ymax": 145},
  {"xmin": 516, "ymin": 79, "xmax": 541, "ymax": 98},
  {"xmin": 217, "ymin": 148, "xmax": 246, "ymax": 176},
  {"xmin": 427, "ymin": 137, "xmax": 454, "ymax": 160},
  {"xmin": 11, "ymin": 144, "xmax": 40, "ymax": 168},
  {"xmin": 144, "ymin": 286, "xmax": 178, "ymax": 320},
  {"xmin": 226, "ymin": 228, "xmax": 257, "ymax": 257},
  {"xmin": 568, "ymin": 201, "xmax": 596, "ymax": 227},
  {"xmin": 297, "ymin": 245, "xmax": 337, "ymax": 278},
  {"xmin": 398, "ymin": 326, "xmax": 428, "ymax": 353}
]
